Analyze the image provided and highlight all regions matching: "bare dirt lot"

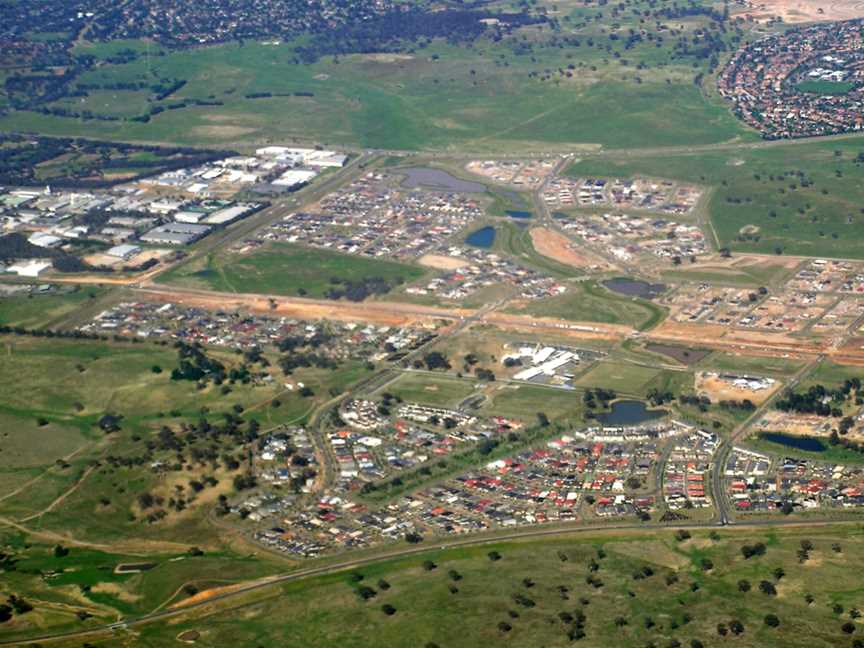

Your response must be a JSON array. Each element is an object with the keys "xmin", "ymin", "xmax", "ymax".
[
  {"xmin": 135, "ymin": 287, "xmax": 466, "ymax": 328},
  {"xmin": 530, "ymin": 227, "xmax": 613, "ymax": 270},
  {"xmin": 749, "ymin": 410, "xmax": 864, "ymax": 440},
  {"xmin": 650, "ymin": 320, "xmax": 824, "ymax": 360},
  {"xmin": 695, "ymin": 371, "xmax": 781, "ymax": 405},
  {"xmin": 418, "ymin": 254, "xmax": 469, "ymax": 271},
  {"xmin": 735, "ymin": 0, "xmax": 864, "ymax": 22}
]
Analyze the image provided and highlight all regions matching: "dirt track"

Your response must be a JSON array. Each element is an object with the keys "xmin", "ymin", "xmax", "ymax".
[
  {"xmin": 130, "ymin": 286, "xmax": 864, "ymax": 366},
  {"xmin": 135, "ymin": 287, "xmax": 469, "ymax": 328}
]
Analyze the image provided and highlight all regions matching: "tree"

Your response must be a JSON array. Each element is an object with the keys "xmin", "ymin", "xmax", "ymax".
[
  {"xmin": 381, "ymin": 604, "xmax": 397, "ymax": 616},
  {"xmin": 405, "ymin": 532, "xmax": 423, "ymax": 544},
  {"xmin": 422, "ymin": 560, "xmax": 437, "ymax": 571},
  {"xmin": 729, "ymin": 619, "xmax": 744, "ymax": 635},
  {"xmin": 842, "ymin": 622, "xmax": 856, "ymax": 634},
  {"xmin": 53, "ymin": 545, "xmax": 69, "ymax": 558},
  {"xmin": 737, "ymin": 579, "xmax": 751, "ymax": 592},
  {"xmin": 764, "ymin": 614, "xmax": 780, "ymax": 628},
  {"xmin": 498, "ymin": 621, "xmax": 512, "ymax": 632},
  {"xmin": 759, "ymin": 580, "xmax": 777, "ymax": 596},
  {"xmin": 488, "ymin": 551, "xmax": 502, "ymax": 561},
  {"xmin": 357, "ymin": 586, "xmax": 377, "ymax": 601}
]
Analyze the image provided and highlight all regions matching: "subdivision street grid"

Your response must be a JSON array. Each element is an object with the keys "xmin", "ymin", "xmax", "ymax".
[{"xmin": 4, "ymin": 131, "xmax": 864, "ymax": 569}]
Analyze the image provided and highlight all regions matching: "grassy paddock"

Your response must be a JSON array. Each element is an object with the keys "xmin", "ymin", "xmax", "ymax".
[
  {"xmin": 0, "ymin": 34, "xmax": 747, "ymax": 151},
  {"xmin": 49, "ymin": 524, "xmax": 864, "ymax": 648},
  {"xmin": 508, "ymin": 280, "xmax": 666, "ymax": 331},
  {"xmin": 569, "ymin": 139, "xmax": 864, "ymax": 258},
  {"xmin": 159, "ymin": 243, "xmax": 426, "ymax": 298}
]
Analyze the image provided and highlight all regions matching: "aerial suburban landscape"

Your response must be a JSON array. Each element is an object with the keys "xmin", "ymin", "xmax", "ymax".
[{"xmin": 3, "ymin": 0, "xmax": 864, "ymax": 646}]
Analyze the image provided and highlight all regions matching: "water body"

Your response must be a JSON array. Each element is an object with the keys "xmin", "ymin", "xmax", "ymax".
[
  {"xmin": 597, "ymin": 400, "xmax": 667, "ymax": 426},
  {"xmin": 760, "ymin": 432, "xmax": 826, "ymax": 452},
  {"xmin": 506, "ymin": 210, "xmax": 532, "ymax": 219},
  {"xmin": 400, "ymin": 167, "xmax": 487, "ymax": 193},
  {"xmin": 466, "ymin": 226, "xmax": 496, "ymax": 248},
  {"xmin": 603, "ymin": 277, "xmax": 667, "ymax": 300}
]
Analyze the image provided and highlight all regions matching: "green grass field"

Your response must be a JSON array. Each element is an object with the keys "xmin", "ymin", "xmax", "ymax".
[
  {"xmin": 660, "ymin": 257, "xmax": 799, "ymax": 288},
  {"xmin": 509, "ymin": 280, "xmax": 667, "ymax": 331},
  {"xmin": 696, "ymin": 352, "xmax": 807, "ymax": 378},
  {"xmin": 30, "ymin": 525, "xmax": 864, "ymax": 648},
  {"xmin": 381, "ymin": 373, "xmax": 480, "ymax": 408},
  {"xmin": 481, "ymin": 383, "xmax": 584, "ymax": 422},
  {"xmin": 574, "ymin": 362, "xmax": 688, "ymax": 396},
  {"xmin": 0, "ymin": 335, "xmax": 372, "ymax": 541},
  {"xmin": 797, "ymin": 80, "xmax": 856, "ymax": 95},
  {"xmin": 159, "ymin": 243, "xmax": 426, "ymax": 298},
  {"xmin": 0, "ymin": 536, "xmax": 287, "ymax": 643},
  {"xmin": 569, "ymin": 138, "xmax": 864, "ymax": 258},
  {"xmin": 0, "ymin": 287, "xmax": 107, "ymax": 329},
  {"xmin": 0, "ymin": 26, "xmax": 749, "ymax": 152}
]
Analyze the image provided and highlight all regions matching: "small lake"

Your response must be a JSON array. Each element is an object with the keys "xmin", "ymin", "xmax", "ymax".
[
  {"xmin": 597, "ymin": 400, "xmax": 667, "ymax": 426},
  {"xmin": 506, "ymin": 210, "xmax": 532, "ymax": 219},
  {"xmin": 603, "ymin": 277, "xmax": 667, "ymax": 300},
  {"xmin": 466, "ymin": 226, "xmax": 496, "ymax": 248},
  {"xmin": 760, "ymin": 432, "xmax": 826, "ymax": 452},
  {"xmin": 400, "ymin": 167, "xmax": 487, "ymax": 193}
]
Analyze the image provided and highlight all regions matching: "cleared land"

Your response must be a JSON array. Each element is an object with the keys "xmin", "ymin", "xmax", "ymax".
[
  {"xmin": 736, "ymin": 0, "xmax": 864, "ymax": 22},
  {"xmin": 530, "ymin": 227, "xmax": 612, "ymax": 271}
]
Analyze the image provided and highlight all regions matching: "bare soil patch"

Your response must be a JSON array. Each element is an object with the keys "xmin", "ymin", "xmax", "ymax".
[
  {"xmin": 530, "ymin": 227, "xmax": 612, "ymax": 270},
  {"xmin": 735, "ymin": 0, "xmax": 864, "ymax": 22},
  {"xmin": 418, "ymin": 254, "xmax": 469, "ymax": 271},
  {"xmin": 191, "ymin": 125, "xmax": 257, "ymax": 139},
  {"xmin": 695, "ymin": 371, "xmax": 781, "ymax": 405}
]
